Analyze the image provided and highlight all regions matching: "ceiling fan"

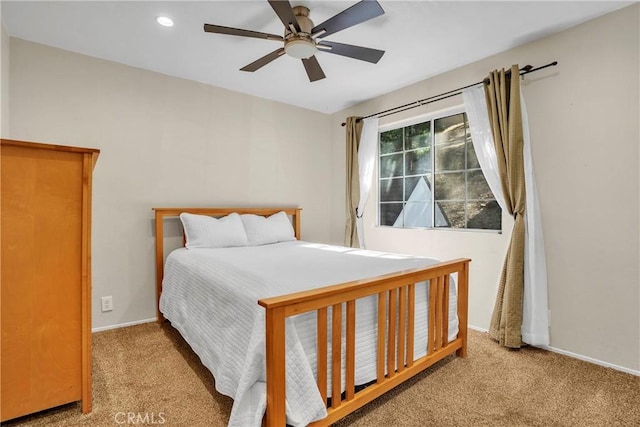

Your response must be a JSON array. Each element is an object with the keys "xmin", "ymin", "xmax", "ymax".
[{"xmin": 203, "ymin": 0, "xmax": 386, "ymax": 82}]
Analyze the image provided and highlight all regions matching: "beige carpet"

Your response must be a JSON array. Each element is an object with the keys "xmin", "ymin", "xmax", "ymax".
[{"xmin": 3, "ymin": 323, "xmax": 638, "ymax": 426}]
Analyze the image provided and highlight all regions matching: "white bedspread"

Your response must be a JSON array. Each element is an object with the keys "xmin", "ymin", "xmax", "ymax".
[{"xmin": 159, "ymin": 241, "xmax": 458, "ymax": 427}]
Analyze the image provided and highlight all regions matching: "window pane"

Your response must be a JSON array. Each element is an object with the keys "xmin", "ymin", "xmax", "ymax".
[
  {"xmin": 466, "ymin": 201, "xmax": 502, "ymax": 230},
  {"xmin": 434, "ymin": 202, "xmax": 449, "ymax": 227},
  {"xmin": 435, "ymin": 113, "xmax": 466, "ymax": 171},
  {"xmin": 380, "ymin": 153, "xmax": 403, "ymax": 178},
  {"xmin": 404, "ymin": 122, "xmax": 430, "ymax": 149},
  {"xmin": 404, "ymin": 175, "xmax": 432, "ymax": 202},
  {"xmin": 434, "ymin": 113, "xmax": 466, "ymax": 145},
  {"xmin": 380, "ymin": 129, "xmax": 403, "ymax": 154},
  {"xmin": 405, "ymin": 147, "xmax": 431, "ymax": 175},
  {"xmin": 380, "ymin": 203, "xmax": 403, "ymax": 226},
  {"xmin": 403, "ymin": 202, "xmax": 431, "ymax": 227},
  {"xmin": 435, "ymin": 140, "xmax": 465, "ymax": 171},
  {"xmin": 434, "ymin": 172, "xmax": 465, "ymax": 201},
  {"xmin": 466, "ymin": 139, "xmax": 480, "ymax": 169},
  {"xmin": 380, "ymin": 178, "xmax": 403, "ymax": 202},
  {"xmin": 435, "ymin": 201, "xmax": 465, "ymax": 228},
  {"xmin": 467, "ymin": 169, "xmax": 494, "ymax": 200}
]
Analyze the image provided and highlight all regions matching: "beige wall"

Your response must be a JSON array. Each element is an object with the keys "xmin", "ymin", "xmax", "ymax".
[
  {"xmin": 330, "ymin": 4, "xmax": 639, "ymax": 371},
  {"xmin": 7, "ymin": 38, "xmax": 332, "ymax": 330}
]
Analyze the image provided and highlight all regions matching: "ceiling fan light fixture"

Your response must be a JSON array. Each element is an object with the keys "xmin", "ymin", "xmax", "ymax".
[{"xmin": 284, "ymin": 38, "xmax": 317, "ymax": 59}]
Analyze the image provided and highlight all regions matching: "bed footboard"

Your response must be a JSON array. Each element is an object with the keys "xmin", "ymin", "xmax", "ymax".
[{"xmin": 258, "ymin": 258, "xmax": 470, "ymax": 426}]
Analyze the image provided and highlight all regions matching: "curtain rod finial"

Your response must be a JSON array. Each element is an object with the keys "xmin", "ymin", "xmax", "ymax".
[{"xmin": 341, "ymin": 117, "xmax": 363, "ymax": 127}]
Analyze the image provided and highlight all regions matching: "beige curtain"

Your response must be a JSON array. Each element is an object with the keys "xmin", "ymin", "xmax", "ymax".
[
  {"xmin": 345, "ymin": 117, "xmax": 363, "ymax": 247},
  {"xmin": 485, "ymin": 65, "xmax": 526, "ymax": 348}
]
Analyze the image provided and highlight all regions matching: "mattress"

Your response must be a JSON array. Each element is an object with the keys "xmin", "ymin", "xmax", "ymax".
[{"xmin": 159, "ymin": 241, "xmax": 458, "ymax": 426}]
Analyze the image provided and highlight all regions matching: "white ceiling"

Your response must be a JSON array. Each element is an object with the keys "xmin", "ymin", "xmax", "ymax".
[{"xmin": 1, "ymin": 1, "xmax": 632, "ymax": 113}]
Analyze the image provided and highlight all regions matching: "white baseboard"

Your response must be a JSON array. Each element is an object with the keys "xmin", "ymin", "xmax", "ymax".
[
  {"xmin": 543, "ymin": 345, "xmax": 639, "ymax": 376},
  {"xmin": 92, "ymin": 317, "xmax": 157, "ymax": 333},
  {"xmin": 467, "ymin": 324, "xmax": 639, "ymax": 376}
]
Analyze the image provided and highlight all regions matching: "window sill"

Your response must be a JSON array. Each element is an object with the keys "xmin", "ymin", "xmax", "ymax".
[{"xmin": 375, "ymin": 225, "xmax": 502, "ymax": 235}]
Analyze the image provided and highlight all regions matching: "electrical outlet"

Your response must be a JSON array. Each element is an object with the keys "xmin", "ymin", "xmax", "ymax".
[{"xmin": 101, "ymin": 296, "xmax": 113, "ymax": 312}]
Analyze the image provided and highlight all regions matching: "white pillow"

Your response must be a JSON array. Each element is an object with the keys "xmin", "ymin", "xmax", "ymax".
[
  {"xmin": 240, "ymin": 211, "xmax": 296, "ymax": 246},
  {"xmin": 179, "ymin": 212, "xmax": 248, "ymax": 249}
]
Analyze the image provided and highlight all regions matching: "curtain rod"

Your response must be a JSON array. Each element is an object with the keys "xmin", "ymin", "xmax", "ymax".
[{"xmin": 340, "ymin": 61, "xmax": 558, "ymax": 126}]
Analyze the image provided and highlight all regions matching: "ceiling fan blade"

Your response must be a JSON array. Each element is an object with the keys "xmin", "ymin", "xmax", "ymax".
[
  {"xmin": 268, "ymin": 0, "xmax": 301, "ymax": 32},
  {"xmin": 204, "ymin": 24, "xmax": 283, "ymax": 41},
  {"xmin": 240, "ymin": 48, "xmax": 286, "ymax": 72},
  {"xmin": 302, "ymin": 56, "xmax": 326, "ymax": 82},
  {"xmin": 318, "ymin": 40, "xmax": 384, "ymax": 64},
  {"xmin": 312, "ymin": 0, "xmax": 384, "ymax": 39}
]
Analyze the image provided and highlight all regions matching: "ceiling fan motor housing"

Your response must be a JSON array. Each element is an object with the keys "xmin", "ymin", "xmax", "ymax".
[{"xmin": 284, "ymin": 6, "xmax": 317, "ymax": 59}]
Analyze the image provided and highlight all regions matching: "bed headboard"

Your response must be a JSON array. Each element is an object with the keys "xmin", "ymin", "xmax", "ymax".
[{"xmin": 152, "ymin": 207, "xmax": 302, "ymax": 323}]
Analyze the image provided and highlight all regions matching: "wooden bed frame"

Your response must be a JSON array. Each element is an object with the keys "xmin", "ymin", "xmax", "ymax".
[{"xmin": 153, "ymin": 207, "xmax": 470, "ymax": 427}]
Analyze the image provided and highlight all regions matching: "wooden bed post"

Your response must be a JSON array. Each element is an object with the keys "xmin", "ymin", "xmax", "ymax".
[
  {"xmin": 264, "ymin": 306, "xmax": 287, "ymax": 427},
  {"xmin": 154, "ymin": 209, "xmax": 165, "ymax": 324},
  {"xmin": 456, "ymin": 260, "xmax": 469, "ymax": 358}
]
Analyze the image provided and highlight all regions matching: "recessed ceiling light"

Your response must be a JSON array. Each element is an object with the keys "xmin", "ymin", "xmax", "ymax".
[{"xmin": 156, "ymin": 16, "xmax": 174, "ymax": 27}]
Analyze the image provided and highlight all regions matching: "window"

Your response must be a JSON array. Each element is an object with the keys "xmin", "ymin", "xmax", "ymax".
[{"xmin": 379, "ymin": 110, "xmax": 501, "ymax": 231}]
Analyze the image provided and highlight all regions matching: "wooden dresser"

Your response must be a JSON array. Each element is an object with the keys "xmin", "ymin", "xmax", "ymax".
[{"xmin": 1, "ymin": 139, "xmax": 99, "ymax": 421}]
